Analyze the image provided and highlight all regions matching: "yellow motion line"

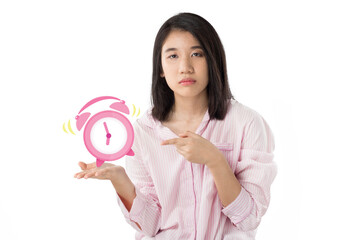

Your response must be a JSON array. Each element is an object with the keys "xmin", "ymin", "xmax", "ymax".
[
  {"xmin": 68, "ymin": 120, "xmax": 76, "ymax": 135},
  {"xmin": 132, "ymin": 104, "xmax": 136, "ymax": 117},
  {"xmin": 63, "ymin": 123, "xmax": 68, "ymax": 133}
]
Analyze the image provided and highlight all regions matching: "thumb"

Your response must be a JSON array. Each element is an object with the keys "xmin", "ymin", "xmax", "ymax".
[
  {"xmin": 78, "ymin": 161, "xmax": 87, "ymax": 170},
  {"xmin": 78, "ymin": 161, "xmax": 96, "ymax": 170}
]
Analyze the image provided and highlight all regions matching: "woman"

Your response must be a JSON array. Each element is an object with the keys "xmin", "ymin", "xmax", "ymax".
[{"xmin": 75, "ymin": 12, "xmax": 277, "ymax": 239}]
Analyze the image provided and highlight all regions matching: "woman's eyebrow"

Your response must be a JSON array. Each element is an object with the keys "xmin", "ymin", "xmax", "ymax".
[
  {"xmin": 164, "ymin": 46, "xmax": 203, "ymax": 53},
  {"xmin": 164, "ymin": 48, "xmax": 177, "ymax": 53},
  {"xmin": 191, "ymin": 46, "xmax": 203, "ymax": 50}
]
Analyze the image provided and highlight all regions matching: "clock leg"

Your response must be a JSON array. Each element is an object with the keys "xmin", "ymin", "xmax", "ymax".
[{"xmin": 96, "ymin": 159, "xmax": 105, "ymax": 167}]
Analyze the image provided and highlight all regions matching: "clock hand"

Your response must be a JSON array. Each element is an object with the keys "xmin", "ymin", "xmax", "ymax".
[
  {"xmin": 103, "ymin": 122, "xmax": 110, "ymax": 134},
  {"xmin": 104, "ymin": 122, "xmax": 111, "ymax": 145}
]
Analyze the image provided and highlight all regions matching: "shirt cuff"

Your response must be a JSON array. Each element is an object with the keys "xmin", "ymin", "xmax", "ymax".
[
  {"xmin": 116, "ymin": 187, "xmax": 146, "ymax": 223},
  {"xmin": 221, "ymin": 187, "xmax": 254, "ymax": 225}
]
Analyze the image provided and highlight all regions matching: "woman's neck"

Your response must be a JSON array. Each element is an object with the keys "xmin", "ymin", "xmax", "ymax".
[{"xmin": 169, "ymin": 94, "xmax": 208, "ymax": 122}]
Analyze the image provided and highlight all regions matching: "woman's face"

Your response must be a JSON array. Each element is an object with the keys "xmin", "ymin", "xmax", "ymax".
[{"xmin": 161, "ymin": 30, "xmax": 209, "ymax": 100}]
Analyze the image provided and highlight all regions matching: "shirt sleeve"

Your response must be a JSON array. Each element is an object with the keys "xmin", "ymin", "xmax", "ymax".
[
  {"xmin": 221, "ymin": 112, "xmax": 277, "ymax": 231},
  {"xmin": 116, "ymin": 121, "xmax": 162, "ymax": 237}
]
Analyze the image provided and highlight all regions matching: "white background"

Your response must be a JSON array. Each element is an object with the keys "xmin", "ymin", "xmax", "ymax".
[{"xmin": 1, "ymin": 0, "xmax": 359, "ymax": 239}]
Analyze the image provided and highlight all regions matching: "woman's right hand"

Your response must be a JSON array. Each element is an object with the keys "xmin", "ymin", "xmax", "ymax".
[{"xmin": 74, "ymin": 161, "xmax": 125, "ymax": 181}]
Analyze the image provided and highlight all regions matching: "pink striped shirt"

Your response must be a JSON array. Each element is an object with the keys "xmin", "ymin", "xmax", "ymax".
[{"xmin": 117, "ymin": 99, "xmax": 277, "ymax": 239}]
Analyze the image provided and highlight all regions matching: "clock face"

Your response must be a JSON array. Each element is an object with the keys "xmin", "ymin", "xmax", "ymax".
[
  {"xmin": 90, "ymin": 117, "xmax": 127, "ymax": 154},
  {"xmin": 83, "ymin": 111, "xmax": 134, "ymax": 161}
]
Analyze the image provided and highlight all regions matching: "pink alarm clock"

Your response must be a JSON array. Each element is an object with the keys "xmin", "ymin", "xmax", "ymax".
[{"xmin": 75, "ymin": 96, "xmax": 135, "ymax": 167}]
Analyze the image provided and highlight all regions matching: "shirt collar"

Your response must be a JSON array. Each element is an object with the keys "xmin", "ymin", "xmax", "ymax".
[{"xmin": 140, "ymin": 107, "xmax": 211, "ymax": 140}]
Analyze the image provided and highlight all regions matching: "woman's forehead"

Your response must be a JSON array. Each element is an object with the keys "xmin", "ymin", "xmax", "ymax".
[{"xmin": 162, "ymin": 30, "xmax": 201, "ymax": 51}]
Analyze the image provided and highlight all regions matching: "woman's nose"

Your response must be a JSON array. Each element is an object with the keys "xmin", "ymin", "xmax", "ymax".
[{"xmin": 179, "ymin": 57, "xmax": 194, "ymax": 74}]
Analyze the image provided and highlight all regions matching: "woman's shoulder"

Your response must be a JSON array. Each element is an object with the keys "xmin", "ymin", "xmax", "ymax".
[
  {"xmin": 227, "ymin": 99, "xmax": 263, "ymax": 122},
  {"xmin": 133, "ymin": 107, "xmax": 159, "ymax": 130}
]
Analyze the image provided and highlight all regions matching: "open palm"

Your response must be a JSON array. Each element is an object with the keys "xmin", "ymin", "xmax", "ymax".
[{"xmin": 74, "ymin": 161, "xmax": 124, "ymax": 180}]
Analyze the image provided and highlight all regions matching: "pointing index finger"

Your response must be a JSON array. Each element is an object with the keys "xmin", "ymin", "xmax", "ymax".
[{"xmin": 161, "ymin": 138, "xmax": 179, "ymax": 146}]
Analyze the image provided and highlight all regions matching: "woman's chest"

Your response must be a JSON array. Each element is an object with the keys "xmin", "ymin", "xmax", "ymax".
[{"xmin": 161, "ymin": 119, "xmax": 203, "ymax": 136}]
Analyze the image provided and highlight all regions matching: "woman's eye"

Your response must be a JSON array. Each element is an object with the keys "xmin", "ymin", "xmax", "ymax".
[
  {"xmin": 168, "ymin": 54, "xmax": 178, "ymax": 59},
  {"xmin": 192, "ymin": 52, "xmax": 203, "ymax": 57}
]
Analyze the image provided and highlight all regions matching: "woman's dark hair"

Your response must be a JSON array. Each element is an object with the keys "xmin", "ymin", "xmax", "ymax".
[{"xmin": 151, "ymin": 12, "xmax": 233, "ymax": 122}]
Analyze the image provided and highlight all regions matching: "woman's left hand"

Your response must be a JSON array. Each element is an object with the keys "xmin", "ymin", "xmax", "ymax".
[{"xmin": 161, "ymin": 131, "xmax": 223, "ymax": 166}]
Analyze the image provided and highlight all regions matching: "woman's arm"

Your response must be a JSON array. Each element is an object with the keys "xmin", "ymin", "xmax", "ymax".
[
  {"xmin": 110, "ymin": 170, "xmax": 136, "ymax": 211},
  {"xmin": 206, "ymin": 155, "xmax": 242, "ymax": 207},
  {"xmin": 161, "ymin": 113, "xmax": 276, "ymax": 231},
  {"xmin": 109, "ymin": 169, "xmax": 142, "ymax": 230},
  {"xmin": 211, "ymin": 114, "xmax": 277, "ymax": 231}
]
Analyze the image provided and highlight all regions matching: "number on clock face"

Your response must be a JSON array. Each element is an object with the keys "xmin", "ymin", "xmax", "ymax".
[{"xmin": 90, "ymin": 117, "xmax": 127, "ymax": 154}]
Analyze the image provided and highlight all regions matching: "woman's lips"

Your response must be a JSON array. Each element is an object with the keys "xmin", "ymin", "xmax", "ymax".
[{"xmin": 179, "ymin": 78, "xmax": 196, "ymax": 86}]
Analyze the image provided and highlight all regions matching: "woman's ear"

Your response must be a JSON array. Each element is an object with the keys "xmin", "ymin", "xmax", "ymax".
[{"xmin": 160, "ymin": 73, "xmax": 165, "ymax": 78}]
